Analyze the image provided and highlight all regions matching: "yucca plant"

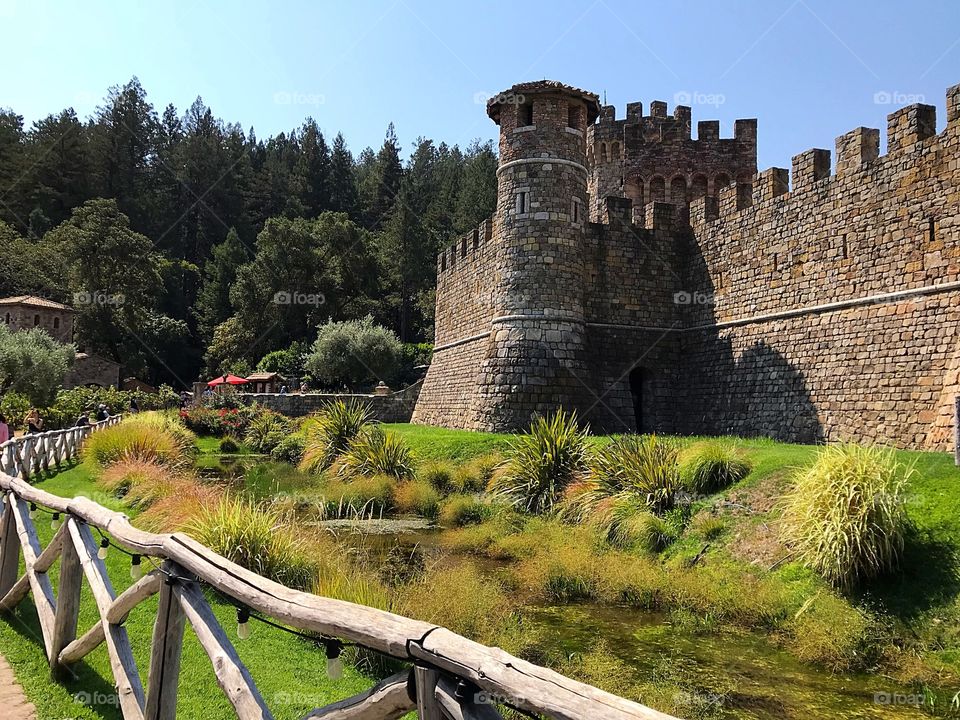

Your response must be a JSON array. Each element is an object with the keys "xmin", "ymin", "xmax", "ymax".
[
  {"xmin": 298, "ymin": 399, "xmax": 373, "ymax": 474},
  {"xmin": 780, "ymin": 443, "xmax": 912, "ymax": 591},
  {"xmin": 680, "ymin": 441, "xmax": 752, "ymax": 494},
  {"xmin": 488, "ymin": 410, "xmax": 589, "ymax": 515},
  {"xmin": 592, "ymin": 435, "xmax": 682, "ymax": 515},
  {"xmin": 330, "ymin": 426, "xmax": 414, "ymax": 480}
]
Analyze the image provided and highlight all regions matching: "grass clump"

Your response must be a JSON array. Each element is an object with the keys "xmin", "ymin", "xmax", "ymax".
[
  {"xmin": 331, "ymin": 426, "xmax": 414, "ymax": 480},
  {"xmin": 780, "ymin": 443, "xmax": 912, "ymax": 590},
  {"xmin": 244, "ymin": 409, "xmax": 291, "ymax": 453},
  {"xmin": 186, "ymin": 495, "xmax": 318, "ymax": 589},
  {"xmin": 488, "ymin": 410, "xmax": 589, "ymax": 514},
  {"xmin": 322, "ymin": 473, "xmax": 397, "ymax": 513},
  {"xmin": 439, "ymin": 494, "xmax": 494, "ymax": 527},
  {"xmin": 299, "ymin": 400, "xmax": 372, "ymax": 474},
  {"xmin": 84, "ymin": 412, "xmax": 196, "ymax": 470},
  {"xmin": 418, "ymin": 459, "xmax": 457, "ymax": 493},
  {"xmin": 219, "ymin": 436, "xmax": 240, "ymax": 453},
  {"xmin": 680, "ymin": 440, "xmax": 752, "ymax": 494},
  {"xmin": 393, "ymin": 479, "xmax": 441, "ymax": 518}
]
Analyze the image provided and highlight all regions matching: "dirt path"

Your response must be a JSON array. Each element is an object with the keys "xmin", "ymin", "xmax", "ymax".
[{"xmin": 0, "ymin": 653, "xmax": 36, "ymax": 720}]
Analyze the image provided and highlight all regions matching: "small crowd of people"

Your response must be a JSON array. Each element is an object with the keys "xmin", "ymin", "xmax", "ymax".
[{"xmin": 0, "ymin": 397, "xmax": 141, "ymax": 443}]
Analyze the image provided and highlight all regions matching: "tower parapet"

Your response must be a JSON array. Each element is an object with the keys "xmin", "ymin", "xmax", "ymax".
[{"xmin": 587, "ymin": 100, "xmax": 757, "ymax": 224}]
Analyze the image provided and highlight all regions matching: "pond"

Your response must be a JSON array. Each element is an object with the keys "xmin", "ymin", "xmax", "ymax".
[{"xmin": 197, "ymin": 454, "xmax": 943, "ymax": 719}]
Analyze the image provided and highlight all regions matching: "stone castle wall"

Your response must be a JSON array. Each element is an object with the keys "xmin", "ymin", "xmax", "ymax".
[{"xmin": 414, "ymin": 80, "xmax": 960, "ymax": 450}]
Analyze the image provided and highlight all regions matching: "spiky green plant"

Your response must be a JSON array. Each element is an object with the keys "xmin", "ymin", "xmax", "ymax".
[
  {"xmin": 298, "ymin": 399, "xmax": 373, "ymax": 474},
  {"xmin": 585, "ymin": 494, "xmax": 678, "ymax": 552},
  {"xmin": 780, "ymin": 443, "xmax": 912, "ymax": 591},
  {"xmin": 588, "ymin": 435, "xmax": 681, "ymax": 515},
  {"xmin": 243, "ymin": 409, "xmax": 290, "ymax": 453},
  {"xmin": 330, "ymin": 426, "xmax": 414, "ymax": 480},
  {"xmin": 680, "ymin": 441, "xmax": 752, "ymax": 494},
  {"xmin": 488, "ymin": 410, "xmax": 589, "ymax": 515}
]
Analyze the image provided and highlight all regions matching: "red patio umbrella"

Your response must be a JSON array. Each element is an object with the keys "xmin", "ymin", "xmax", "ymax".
[{"xmin": 207, "ymin": 374, "xmax": 248, "ymax": 387}]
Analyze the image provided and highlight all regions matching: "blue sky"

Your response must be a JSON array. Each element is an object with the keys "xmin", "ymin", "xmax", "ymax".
[{"xmin": 1, "ymin": 0, "xmax": 959, "ymax": 170}]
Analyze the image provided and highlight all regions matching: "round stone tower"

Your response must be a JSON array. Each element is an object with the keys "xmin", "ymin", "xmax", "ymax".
[{"xmin": 470, "ymin": 81, "xmax": 601, "ymax": 431}]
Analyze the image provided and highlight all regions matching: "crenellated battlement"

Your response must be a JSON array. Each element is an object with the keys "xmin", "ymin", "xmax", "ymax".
[
  {"xmin": 436, "ymin": 217, "xmax": 494, "ymax": 276},
  {"xmin": 691, "ymin": 84, "xmax": 960, "ymax": 229}
]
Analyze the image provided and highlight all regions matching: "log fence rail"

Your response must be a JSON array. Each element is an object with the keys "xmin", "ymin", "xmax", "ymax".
[{"xmin": 0, "ymin": 416, "xmax": 680, "ymax": 720}]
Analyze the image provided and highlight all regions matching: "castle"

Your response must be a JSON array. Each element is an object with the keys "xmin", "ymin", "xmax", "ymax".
[{"xmin": 411, "ymin": 79, "xmax": 960, "ymax": 451}]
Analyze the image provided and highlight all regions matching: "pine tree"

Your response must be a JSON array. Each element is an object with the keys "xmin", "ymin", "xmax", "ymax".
[
  {"xmin": 195, "ymin": 227, "xmax": 250, "ymax": 340},
  {"xmin": 328, "ymin": 132, "xmax": 359, "ymax": 218}
]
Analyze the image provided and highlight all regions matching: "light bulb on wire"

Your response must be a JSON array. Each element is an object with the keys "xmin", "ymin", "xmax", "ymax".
[
  {"xmin": 326, "ymin": 640, "xmax": 344, "ymax": 680},
  {"xmin": 29, "ymin": 503, "xmax": 37, "ymax": 520},
  {"xmin": 50, "ymin": 513, "xmax": 60, "ymax": 531},
  {"xmin": 237, "ymin": 607, "xmax": 251, "ymax": 640},
  {"xmin": 97, "ymin": 537, "xmax": 109, "ymax": 560},
  {"xmin": 130, "ymin": 555, "xmax": 143, "ymax": 580}
]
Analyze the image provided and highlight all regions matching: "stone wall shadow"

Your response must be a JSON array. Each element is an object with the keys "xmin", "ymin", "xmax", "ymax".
[{"xmin": 676, "ymin": 231, "xmax": 823, "ymax": 443}]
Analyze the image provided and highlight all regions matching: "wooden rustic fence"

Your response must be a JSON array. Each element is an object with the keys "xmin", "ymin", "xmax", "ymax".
[{"xmin": 0, "ymin": 417, "xmax": 680, "ymax": 720}]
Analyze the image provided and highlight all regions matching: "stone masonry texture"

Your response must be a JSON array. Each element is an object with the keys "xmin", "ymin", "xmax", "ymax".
[{"xmin": 412, "ymin": 79, "xmax": 960, "ymax": 451}]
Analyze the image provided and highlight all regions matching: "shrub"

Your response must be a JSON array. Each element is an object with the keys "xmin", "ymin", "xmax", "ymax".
[
  {"xmin": 393, "ymin": 479, "xmax": 441, "ymax": 518},
  {"xmin": 331, "ymin": 426, "xmax": 414, "ymax": 480},
  {"xmin": 588, "ymin": 495, "xmax": 677, "ymax": 552},
  {"xmin": 243, "ymin": 409, "xmax": 290, "ymax": 453},
  {"xmin": 780, "ymin": 443, "xmax": 912, "ymax": 590},
  {"xmin": 323, "ymin": 474, "xmax": 398, "ymax": 513},
  {"xmin": 0, "ymin": 324, "xmax": 75, "ymax": 406},
  {"xmin": 219, "ymin": 437, "xmax": 240, "ymax": 453},
  {"xmin": 186, "ymin": 496, "xmax": 317, "ymax": 589},
  {"xmin": 180, "ymin": 405, "xmax": 250, "ymax": 437},
  {"xmin": 680, "ymin": 441, "xmax": 752, "ymax": 495},
  {"xmin": 488, "ymin": 410, "xmax": 589, "ymax": 514},
  {"xmin": 298, "ymin": 400, "xmax": 372, "ymax": 474},
  {"xmin": 418, "ymin": 460, "xmax": 456, "ymax": 493},
  {"xmin": 453, "ymin": 453, "xmax": 502, "ymax": 493},
  {"xmin": 270, "ymin": 433, "xmax": 306, "ymax": 464},
  {"xmin": 439, "ymin": 494, "xmax": 493, "ymax": 527},
  {"xmin": 0, "ymin": 392, "xmax": 31, "ymax": 427},
  {"xmin": 84, "ymin": 412, "xmax": 196, "ymax": 471},
  {"xmin": 304, "ymin": 316, "xmax": 403, "ymax": 390}
]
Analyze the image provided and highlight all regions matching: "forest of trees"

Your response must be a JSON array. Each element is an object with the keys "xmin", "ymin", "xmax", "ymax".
[{"xmin": 0, "ymin": 77, "xmax": 497, "ymax": 387}]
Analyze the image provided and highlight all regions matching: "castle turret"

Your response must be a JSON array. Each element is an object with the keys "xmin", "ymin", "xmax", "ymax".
[{"xmin": 469, "ymin": 81, "xmax": 601, "ymax": 430}]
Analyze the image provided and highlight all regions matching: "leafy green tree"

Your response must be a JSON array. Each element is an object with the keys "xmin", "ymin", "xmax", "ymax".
[
  {"xmin": 0, "ymin": 220, "xmax": 68, "ymax": 299},
  {"xmin": 0, "ymin": 325, "xmax": 75, "ymax": 406},
  {"xmin": 304, "ymin": 316, "xmax": 402, "ymax": 389}
]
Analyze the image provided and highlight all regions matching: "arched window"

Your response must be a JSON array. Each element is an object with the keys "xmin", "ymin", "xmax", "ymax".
[
  {"xmin": 649, "ymin": 176, "xmax": 666, "ymax": 202},
  {"xmin": 692, "ymin": 174, "xmax": 708, "ymax": 199},
  {"xmin": 33, "ymin": 314, "xmax": 40, "ymax": 326},
  {"xmin": 670, "ymin": 176, "xmax": 687, "ymax": 204},
  {"xmin": 714, "ymin": 173, "xmax": 731, "ymax": 196},
  {"xmin": 53, "ymin": 317, "xmax": 60, "ymax": 329},
  {"xmin": 600, "ymin": 143, "xmax": 608, "ymax": 162}
]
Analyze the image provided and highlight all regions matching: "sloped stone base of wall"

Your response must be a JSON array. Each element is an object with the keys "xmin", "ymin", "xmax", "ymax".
[{"xmin": 411, "ymin": 336, "xmax": 487, "ymax": 429}]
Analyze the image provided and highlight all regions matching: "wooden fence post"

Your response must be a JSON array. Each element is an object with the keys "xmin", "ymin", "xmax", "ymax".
[
  {"xmin": 415, "ymin": 665, "xmax": 442, "ymax": 720},
  {"xmin": 0, "ymin": 498, "xmax": 20, "ymax": 598},
  {"xmin": 51, "ymin": 531, "xmax": 83, "ymax": 676},
  {"xmin": 144, "ymin": 563, "xmax": 187, "ymax": 720}
]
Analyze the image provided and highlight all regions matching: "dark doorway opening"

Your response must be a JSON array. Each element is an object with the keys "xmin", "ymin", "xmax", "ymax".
[{"xmin": 629, "ymin": 367, "xmax": 644, "ymax": 433}]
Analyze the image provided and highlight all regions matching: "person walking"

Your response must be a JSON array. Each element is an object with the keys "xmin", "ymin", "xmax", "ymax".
[
  {"xmin": 95, "ymin": 404, "xmax": 109, "ymax": 422},
  {"xmin": 25, "ymin": 409, "xmax": 43, "ymax": 434}
]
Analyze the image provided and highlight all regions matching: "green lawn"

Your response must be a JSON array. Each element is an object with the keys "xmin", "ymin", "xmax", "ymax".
[{"xmin": 0, "ymin": 461, "xmax": 373, "ymax": 720}]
